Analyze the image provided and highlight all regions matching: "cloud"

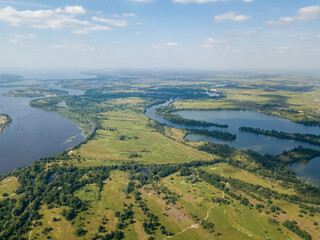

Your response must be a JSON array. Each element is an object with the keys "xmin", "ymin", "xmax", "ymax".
[
  {"xmin": 227, "ymin": 30, "xmax": 257, "ymax": 38},
  {"xmin": 132, "ymin": 31, "xmax": 142, "ymax": 35},
  {"xmin": 0, "ymin": 6, "xmax": 111, "ymax": 34},
  {"xmin": 64, "ymin": 6, "xmax": 86, "ymax": 15},
  {"xmin": 50, "ymin": 43, "xmax": 95, "ymax": 51},
  {"xmin": 275, "ymin": 46, "xmax": 290, "ymax": 54},
  {"xmin": 267, "ymin": 17, "xmax": 294, "ymax": 25},
  {"xmin": 152, "ymin": 42, "xmax": 179, "ymax": 49},
  {"xmin": 173, "ymin": 0, "xmax": 227, "ymax": 3},
  {"xmin": 9, "ymin": 32, "xmax": 38, "ymax": 43},
  {"xmin": 71, "ymin": 25, "xmax": 111, "ymax": 35},
  {"xmin": 317, "ymin": 35, "xmax": 320, "ymax": 40},
  {"xmin": 299, "ymin": 37, "xmax": 312, "ymax": 41},
  {"xmin": 297, "ymin": 6, "xmax": 320, "ymax": 21},
  {"xmin": 92, "ymin": 16, "xmax": 127, "ymax": 27},
  {"xmin": 122, "ymin": 13, "xmax": 137, "ymax": 18},
  {"xmin": 130, "ymin": 0, "xmax": 154, "ymax": 2},
  {"xmin": 202, "ymin": 38, "xmax": 230, "ymax": 48},
  {"xmin": 243, "ymin": 0, "xmax": 254, "ymax": 2},
  {"xmin": 214, "ymin": 12, "xmax": 251, "ymax": 22},
  {"xmin": 267, "ymin": 5, "xmax": 320, "ymax": 24}
]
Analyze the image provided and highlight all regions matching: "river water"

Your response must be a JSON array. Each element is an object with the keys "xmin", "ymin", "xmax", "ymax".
[
  {"xmin": 145, "ymin": 102, "xmax": 320, "ymax": 186},
  {"xmin": 0, "ymin": 79, "xmax": 84, "ymax": 174}
]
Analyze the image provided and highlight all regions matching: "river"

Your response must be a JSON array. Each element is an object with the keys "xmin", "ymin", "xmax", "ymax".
[{"xmin": 0, "ymin": 79, "xmax": 85, "ymax": 174}]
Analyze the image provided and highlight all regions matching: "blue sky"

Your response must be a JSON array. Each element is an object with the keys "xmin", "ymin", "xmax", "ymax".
[{"xmin": 0, "ymin": 0, "xmax": 320, "ymax": 72}]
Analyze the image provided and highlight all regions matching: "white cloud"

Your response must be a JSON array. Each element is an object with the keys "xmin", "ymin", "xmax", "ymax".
[
  {"xmin": 317, "ymin": 35, "xmax": 320, "ymax": 40},
  {"xmin": 71, "ymin": 25, "xmax": 111, "ymax": 35},
  {"xmin": 267, "ymin": 17, "xmax": 294, "ymax": 25},
  {"xmin": 235, "ymin": 49, "xmax": 244, "ymax": 53},
  {"xmin": 202, "ymin": 38, "xmax": 229, "ymax": 48},
  {"xmin": 164, "ymin": 42, "xmax": 178, "ymax": 47},
  {"xmin": 130, "ymin": 0, "xmax": 154, "ymax": 2},
  {"xmin": 243, "ymin": 0, "xmax": 254, "ymax": 2},
  {"xmin": 297, "ymin": 6, "xmax": 320, "ymax": 21},
  {"xmin": 226, "ymin": 30, "xmax": 257, "ymax": 39},
  {"xmin": 50, "ymin": 43, "xmax": 95, "ymax": 51},
  {"xmin": 173, "ymin": 0, "xmax": 227, "ymax": 3},
  {"xmin": 9, "ymin": 32, "xmax": 38, "ymax": 43},
  {"xmin": 0, "ymin": 6, "xmax": 110, "ymax": 34},
  {"xmin": 267, "ymin": 5, "xmax": 320, "ymax": 24},
  {"xmin": 64, "ymin": 6, "xmax": 86, "ymax": 15},
  {"xmin": 8, "ymin": 38, "xmax": 19, "ymax": 43},
  {"xmin": 123, "ymin": 13, "xmax": 137, "ymax": 18},
  {"xmin": 215, "ymin": 12, "xmax": 251, "ymax": 22},
  {"xmin": 10, "ymin": 33, "xmax": 38, "ymax": 39},
  {"xmin": 299, "ymin": 37, "xmax": 312, "ymax": 41},
  {"xmin": 275, "ymin": 46, "xmax": 290, "ymax": 54},
  {"xmin": 152, "ymin": 42, "xmax": 179, "ymax": 49},
  {"xmin": 92, "ymin": 16, "xmax": 127, "ymax": 27}
]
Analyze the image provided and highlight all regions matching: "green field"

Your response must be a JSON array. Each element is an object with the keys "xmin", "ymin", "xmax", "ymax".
[{"xmin": 78, "ymin": 110, "xmax": 213, "ymax": 166}]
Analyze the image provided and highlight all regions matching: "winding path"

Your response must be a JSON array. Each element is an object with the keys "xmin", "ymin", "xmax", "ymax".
[{"xmin": 163, "ymin": 164, "xmax": 229, "ymax": 239}]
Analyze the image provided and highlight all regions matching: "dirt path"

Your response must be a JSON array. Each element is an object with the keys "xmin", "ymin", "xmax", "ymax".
[
  {"xmin": 165, "ymin": 224, "xmax": 200, "ymax": 239},
  {"xmin": 163, "ymin": 164, "xmax": 229, "ymax": 239},
  {"xmin": 204, "ymin": 164, "xmax": 228, "ymax": 221},
  {"xmin": 28, "ymin": 223, "xmax": 34, "ymax": 240}
]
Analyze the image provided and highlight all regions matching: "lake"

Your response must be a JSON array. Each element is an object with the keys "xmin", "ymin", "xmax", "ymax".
[
  {"xmin": 145, "ymin": 102, "xmax": 320, "ymax": 185},
  {"xmin": 0, "ymin": 80, "xmax": 84, "ymax": 174}
]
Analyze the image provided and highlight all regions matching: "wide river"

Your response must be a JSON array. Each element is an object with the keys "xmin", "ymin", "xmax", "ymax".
[
  {"xmin": 145, "ymin": 101, "xmax": 320, "ymax": 186},
  {"xmin": 0, "ymin": 80, "xmax": 84, "ymax": 174}
]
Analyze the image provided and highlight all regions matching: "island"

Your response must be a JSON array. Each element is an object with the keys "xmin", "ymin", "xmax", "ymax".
[
  {"xmin": 0, "ymin": 114, "xmax": 12, "ymax": 134},
  {"xmin": 5, "ymin": 87, "xmax": 68, "ymax": 98},
  {"xmin": 239, "ymin": 126, "xmax": 320, "ymax": 146}
]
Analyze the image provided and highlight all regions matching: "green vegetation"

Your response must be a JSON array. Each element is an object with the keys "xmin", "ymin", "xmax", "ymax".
[
  {"xmin": 5, "ymin": 87, "xmax": 68, "ymax": 98},
  {"xmin": 0, "ymin": 113, "xmax": 11, "ymax": 134},
  {"xmin": 279, "ymin": 146, "xmax": 320, "ymax": 163},
  {"xmin": 188, "ymin": 129, "xmax": 236, "ymax": 141},
  {"xmin": 239, "ymin": 126, "xmax": 320, "ymax": 146},
  {"xmin": 282, "ymin": 220, "xmax": 312, "ymax": 240},
  {"xmin": 159, "ymin": 111, "xmax": 228, "ymax": 128}
]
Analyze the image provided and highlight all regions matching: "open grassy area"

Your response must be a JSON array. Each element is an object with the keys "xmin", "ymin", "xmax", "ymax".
[
  {"xmin": 77, "ymin": 110, "xmax": 213, "ymax": 166},
  {"xmin": 202, "ymin": 163, "xmax": 297, "ymax": 195},
  {"xmin": 0, "ymin": 177, "xmax": 19, "ymax": 200}
]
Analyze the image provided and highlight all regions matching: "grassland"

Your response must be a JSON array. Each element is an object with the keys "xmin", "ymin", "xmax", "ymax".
[
  {"xmin": 77, "ymin": 109, "xmax": 213, "ymax": 166},
  {"xmin": 202, "ymin": 163, "xmax": 297, "ymax": 195},
  {"xmin": 0, "ymin": 176, "xmax": 19, "ymax": 200}
]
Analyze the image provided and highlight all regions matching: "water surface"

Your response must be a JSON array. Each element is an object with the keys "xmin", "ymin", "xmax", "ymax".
[
  {"xmin": 0, "ymin": 80, "xmax": 84, "ymax": 174},
  {"xmin": 145, "ymin": 103, "xmax": 320, "ymax": 185}
]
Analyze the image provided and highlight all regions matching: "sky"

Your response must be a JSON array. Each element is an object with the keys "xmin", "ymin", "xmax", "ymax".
[{"xmin": 0, "ymin": 0, "xmax": 320, "ymax": 72}]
